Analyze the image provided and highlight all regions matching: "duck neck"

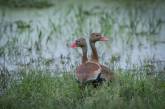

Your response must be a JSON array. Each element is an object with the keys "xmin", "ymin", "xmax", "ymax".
[
  {"xmin": 90, "ymin": 41, "xmax": 99, "ymax": 62},
  {"xmin": 81, "ymin": 46, "xmax": 88, "ymax": 64}
]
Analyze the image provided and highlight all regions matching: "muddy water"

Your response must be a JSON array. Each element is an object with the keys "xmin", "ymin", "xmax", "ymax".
[{"xmin": 0, "ymin": 1, "xmax": 165, "ymax": 73}]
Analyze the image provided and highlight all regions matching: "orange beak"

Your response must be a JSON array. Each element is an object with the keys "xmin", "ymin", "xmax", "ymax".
[
  {"xmin": 100, "ymin": 36, "xmax": 109, "ymax": 41},
  {"xmin": 70, "ymin": 41, "xmax": 77, "ymax": 48}
]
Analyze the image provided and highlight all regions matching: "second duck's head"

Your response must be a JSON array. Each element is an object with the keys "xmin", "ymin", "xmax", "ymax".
[{"xmin": 90, "ymin": 33, "xmax": 109, "ymax": 43}]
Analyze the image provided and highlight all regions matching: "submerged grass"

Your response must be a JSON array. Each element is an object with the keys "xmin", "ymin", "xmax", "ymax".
[{"xmin": 0, "ymin": 69, "xmax": 165, "ymax": 109}]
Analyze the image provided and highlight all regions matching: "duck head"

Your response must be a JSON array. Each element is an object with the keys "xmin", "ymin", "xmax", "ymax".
[
  {"xmin": 90, "ymin": 33, "xmax": 109, "ymax": 43},
  {"xmin": 70, "ymin": 38, "xmax": 87, "ymax": 48}
]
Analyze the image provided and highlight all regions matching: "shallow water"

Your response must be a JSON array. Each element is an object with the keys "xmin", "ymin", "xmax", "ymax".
[{"xmin": 0, "ymin": 0, "xmax": 165, "ymax": 73}]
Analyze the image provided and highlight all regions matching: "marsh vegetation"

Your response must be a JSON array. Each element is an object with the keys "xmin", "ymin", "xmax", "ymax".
[
  {"xmin": 0, "ymin": 69, "xmax": 165, "ymax": 109},
  {"xmin": 0, "ymin": 0, "xmax": 165, "ymax": 108}
]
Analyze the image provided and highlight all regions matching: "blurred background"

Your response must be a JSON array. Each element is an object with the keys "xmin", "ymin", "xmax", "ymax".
[{"xmin": 0, "ymin": 0, "xmax": 165, "ymax": 75}]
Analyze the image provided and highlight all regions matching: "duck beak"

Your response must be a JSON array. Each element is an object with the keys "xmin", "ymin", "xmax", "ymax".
[
  {"xmin": 70, "ymin": 41, "xmax": 77, "ymax": 48},
  {"xmin": 100, "ymin": 36, "xmax": 109, "ymax": 41}
]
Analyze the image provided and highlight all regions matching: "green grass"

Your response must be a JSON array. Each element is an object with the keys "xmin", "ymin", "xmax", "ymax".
[
  {"xmin": 0, "ymin": 0, "xmax": 54, "ymax": 8},
  {"xmin": 0, "ymin": 69, "xmax": 165, "ymax": 109}
]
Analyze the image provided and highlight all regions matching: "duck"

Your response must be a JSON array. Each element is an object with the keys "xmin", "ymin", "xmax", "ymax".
[
  {"xmin": 89, "ymin": 33, "xmax": 114, "ymax": 81},
  {"xmin": 70, "ymin": 38, "xmax": 102, "ymax": 85}
]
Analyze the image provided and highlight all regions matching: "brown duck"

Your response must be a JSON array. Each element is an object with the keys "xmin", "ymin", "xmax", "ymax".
[
  {"xmin": 89, "ymin": 33, "xmax": 114, "ymax": 81},
  {"xmin": 71, "ymin": 38, "xmax": 102, "ymax": 84}
]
